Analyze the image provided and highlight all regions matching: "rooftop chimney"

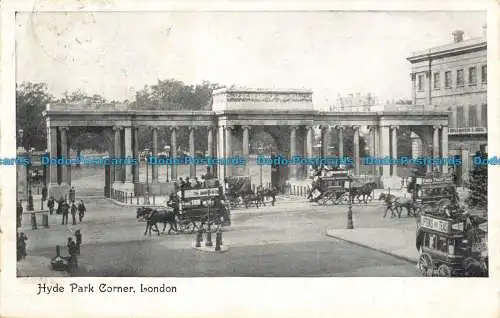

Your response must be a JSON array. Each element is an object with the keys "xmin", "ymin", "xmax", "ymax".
[{"xmin": 452, "ymin": 30, "xmax": 464, "ymax": 43}]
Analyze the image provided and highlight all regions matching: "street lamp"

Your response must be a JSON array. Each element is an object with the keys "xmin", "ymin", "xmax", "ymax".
[
  {"xmin": 346, "ymin": 173, "xmax": 354, "ymax": 229},
  {"xmin": 142, "ymin": 148, "xmax": 152, "ymax": 204},
  {"xmin": 26, "ymin": 148, "xmax": 34, "ymax": 211},
  {"xmin": 164, "ymin": 145, "xmax": 171, "ymax": 182},
  {"xmin": 258, "ymin": 145, "xmax": 264, "ymax": 187}
]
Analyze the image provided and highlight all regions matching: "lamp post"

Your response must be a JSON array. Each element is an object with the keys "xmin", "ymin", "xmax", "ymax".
[
  {"xmin": 346, "ymin": 173, "xmax": 354, "ymax": 229},
  {"xmin": 164, "ymin": 145, "xmax": 171, "ymax": 182},
  {"xmin": 258, "ymin": 145, "xmax": 264, "ymax": 187},
  {"xmin": 26, "ymin": 147, "xmax": 34, "ymax": 211},
  {"xmin": 142, "ymin": 148, "xmax": 152, "ymax": 204}
]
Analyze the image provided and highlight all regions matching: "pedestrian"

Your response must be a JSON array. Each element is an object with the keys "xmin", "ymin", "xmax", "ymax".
[
  {"xmin": 195, "ymin": 177, "xmax": 202, "ymax": 189},
  {"xmin": 70, "ymin": 202, "xmax": 77, "ymax": 225},
  {"xmin": 61, "ymin": 201, "xmax": 69, "ymax": 225},
  {"xmin": 41, "ymin": 185, "xmax": 48, "ymax": 202},
  {"xmin": 47, "ymin": 197, "xmax": 55, "ymax": 215},
  {"xmin": 17, "ymin": 201, "xmax": 23, "ymax": 229},
  {"xmin": 69, "ymin": 186, "xmax": 76, "ymax": 202},
  {"xmin": 185, "ymin": 177, "xmax": 192, "ymax": 189},
  {"xmin": 67, "ymin": 237, "xmax": 78, "ymax": 271},
  {"xmin": 74, "ymin": 229, "xmax": 82, "ymax": 255},
  {"xmin": 18, "ymin": 232, "xmax": 27, "ymax": 260},
  {"xmin": 179, "ymin": 177, "xmax": 185, "ymax": 190},
  {"xmin": 77, "ymin": 200, "xmax": 86, "ymax": 223}
]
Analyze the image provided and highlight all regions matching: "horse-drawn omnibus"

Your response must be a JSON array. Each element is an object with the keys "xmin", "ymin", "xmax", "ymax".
[
  {"xmin": 311, "ymin": 170, "xmax": 350, "ymax": 205},
  {"xmin": 177, "ymin": 186, "xmax": 231, "ymax": 232},
  {"xmin": 412, "ymin": 174, "xmax": 457, "ymax": 213},
  {"xmin": 416, "ymin": 209, "xmax": 488, "ymax": 277}
]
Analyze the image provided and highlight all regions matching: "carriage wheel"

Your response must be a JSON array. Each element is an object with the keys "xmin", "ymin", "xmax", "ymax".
[
  {"xmin": 417, "ymin": 253, "xmax": 434, "ymax": 277},
  {"xmin": 318, "ymin": 196, "xmax": 327, "ymax": 205},
  {"xmin": 437, "ymin": 264, "xmax": 452, "ymax": 277}
]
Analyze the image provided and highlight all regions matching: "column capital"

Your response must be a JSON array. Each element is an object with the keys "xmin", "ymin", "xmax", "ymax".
[
  {"xmin": 289, "ymin": 125, "xmax": 300, "ymax": 131},
  {"xmin": 225, "ymin": 125, "xmax": 235, "ymax": 131},
  {"xmin": 304, "ymin": 125, "xmax": 314, "ymax": 130},
  {"xmin": 319, "ymin": 125, "xmax": 330, "ymax": 131},
  {"xmin": 188, "ymin": 126, "xmax": 198, "ymax": 132},
  {"xmin": 241, "ymin": 125, "xmax": 252, "ymax": 130},
  {"xmin": 112, "ymin": 126, "xmax": 123, "ymax": 132},
  {"xmin": 169, "ymin": 126, "xmax": 179, "ymax": 132},
  {"xmin": 59, "ymin": 126, "xmax": 69, "ymax": 132},
  {"xmin": 334, "ymin": 125, "xmax": 345, "ymax": 131},
  {"xmin": 367, "ymin": 125, "xmax": 377, "ymax": 132},
  {"xmin": 352, "ymin": 125, "xmax": 360, "ymax": 131},
  {"xmin": 207, "ymin": 126, "xmax": 216, "ymax": 132},
  {"xmin": 390, "ymin": 125, "xmax": 399, "ymax": 130},
  {"xmin": 432, "ymin": 125, "xmax": 441, "ymax": 130}
]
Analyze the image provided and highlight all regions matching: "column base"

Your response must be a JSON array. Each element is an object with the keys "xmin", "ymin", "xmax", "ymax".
[{"xmin": 48, "ymin": 183, "xmax": 70, "ymax": 202}]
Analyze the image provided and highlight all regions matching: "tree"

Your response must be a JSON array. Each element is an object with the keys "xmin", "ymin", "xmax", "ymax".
[
  {"xmin": 16, "ymin": 82, "xmax": 54, "ymax": 150},
  {"xmin": 59, "ymin": 89, "xmax": 108, "ymax": 104},
  {"xmin": 135, "ymin": 79, "xmax": 224, "ymax": 152}
]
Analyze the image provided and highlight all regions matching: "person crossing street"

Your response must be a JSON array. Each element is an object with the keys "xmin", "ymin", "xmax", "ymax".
[
  {"xmin": 70, "ymin": 201, "xmax": 77, "ymax": 225},
  {"xmin": 77, "ymin": 200, "xmax": 86, "ymax": 223}
]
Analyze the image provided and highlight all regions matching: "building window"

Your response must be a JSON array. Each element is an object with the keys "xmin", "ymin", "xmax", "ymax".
[
  {"xmin": 468, "ymin": 67, "xmax": 477, "ymax": 85},
  {"xmin": 481, "ymin": 65, "xmax": 487, "ymax": 83},
  {"xmin": 433, "ymin": 72, "xmax": 440, "ymax": 89},
  {"xmin": 469, "ymin": 105, "xmax": 478, "ymax": 127},
  {"xmin": 456, "ymin": 69, "xmax": 464, "ymax": 87},
  {"xmin": 482, "ymin": 104, "xmax": 487, "ymax": 127},
  {"xmin": 444, "ymin": 71, "xmax": 452, "ymax": 88},
  {"xmin": 417, "ymin": 75, "xmax": 424, "ymax": 91},
  {"xmin": 456, "ymin": 106, "xmax": 464, "ymax": 128}
]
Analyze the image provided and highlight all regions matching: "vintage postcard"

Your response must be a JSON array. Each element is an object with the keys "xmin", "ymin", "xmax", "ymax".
[{"xmin": 1, "ymin": 0, "xmax": 498, "ymax": 317}]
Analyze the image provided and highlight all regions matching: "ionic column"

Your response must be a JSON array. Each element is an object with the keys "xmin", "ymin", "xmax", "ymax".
[
  {"xmin": 391, "ymin": 125, "xmax": 399, "ymax": 177},
  {"xmin": 48, "ymin": 127, "xmax": 58, "ymax": 184},
  {"xmin": 306, "ymin": 125, "xmax": 313, "ymax": 161},
  {"xmin": 113, "ymin": 127, "xmax": 121, "ymax": 183},
  {"xmin": 289, "ymin": 126, "xmax": 298, "ymax": 179},
  {"xmin": 217, "ymin": 125, "xmax": 225, "ymax": 180},
  {"xmin": 242, "ymin": 125, "xmax": 250, "ymax": 175},
  {"xmin": 353, "ymin": 126, "xmax": 360, "ymax": 175},
  {"xmin": 380, "ymin": 126, "xmax": 391, "ymax": 178},
  {"xmin": 441, "ymin": 126, "xmax": 449, "ymax": 174},
  {"xmin": 59, "ymin": 127, "xmax": 69, "ymax": 185},
  {"xmin": 189, "ymin": 127, "xmax": 196, "ymax": 178},
  {"xmin": 124, "ymin": 127, "xmax": 133, "ymax": 183},
  {"xmin": 170, "ymin": 127, "xmax": 178, "ymax": 180},
  {"xmin": 207, "ymin": 127, "xmax": 214, "ymax": 175},
  {"xmin": 152, "ymin": 128, "xmax": 158, "ymax": 183},
  {"xmin": 225, "ymin": 126, "xmax": 233, "ymax": 177},
  {"xmin": 410, "ymin": 73, "xmax": 417, "ymax": 105},
  {"xmin": 133, "ymin": 127, "xmax": 139, "ymax": 183},
  {"xmin": 433, "ymin": 125, "xmax": 440, "ymax": 159},
  {"xmin": 319, "ymin": 126, "xmax": 328, "ymax": 158},
  {"xmin": 335, "ymin": 125, "xmax": 344, "ymax": 158}
]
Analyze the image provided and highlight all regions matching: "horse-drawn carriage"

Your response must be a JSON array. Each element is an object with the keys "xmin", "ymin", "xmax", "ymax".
[
  {"xmin": 412, "ymin": 174, "xmax": 458, "ymax": 215},
  {"xmin": 416, "ymin": 208, "xmax": 488, "ymax": 277},
  {"xmin": 224, "ymin": 176, "xmax": 267, "ymax": 208},
  {"xmin": 312, "ymin": 171, "xmax": 377, "ymax": 205},
  {"xmin": 136, "ymin": 186, "xmax": 231, "ymax": 236}
]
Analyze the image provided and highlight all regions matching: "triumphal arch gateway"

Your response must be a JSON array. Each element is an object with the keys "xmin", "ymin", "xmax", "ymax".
[{"xmin": 43, "ymin": 88, "xmax": 449, "ymax": 200}]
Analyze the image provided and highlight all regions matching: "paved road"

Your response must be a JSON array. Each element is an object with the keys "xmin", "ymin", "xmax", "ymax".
[{"xmin": 25, "ymin": 196, "xmax": 418, "ymax": 277}]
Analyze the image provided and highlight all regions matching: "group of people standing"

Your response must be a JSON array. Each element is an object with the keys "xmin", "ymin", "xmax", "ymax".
[{"xmin": 46, "ymin": 187, "xmax": 87, "ymax": 225}]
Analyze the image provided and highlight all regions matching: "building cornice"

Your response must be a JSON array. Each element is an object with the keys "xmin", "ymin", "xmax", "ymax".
[{"xmin": 407, "ymin": 40, "xmax": 487, "ymax": 63}]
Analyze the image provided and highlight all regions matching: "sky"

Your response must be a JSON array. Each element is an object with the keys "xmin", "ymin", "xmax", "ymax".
[{"xmin": 16, "ymin": 11, "xmax": 486, "ymax": 110}]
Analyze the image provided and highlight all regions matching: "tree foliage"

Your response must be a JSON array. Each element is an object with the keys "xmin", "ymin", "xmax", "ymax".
[{"xmin": 16, "ymin": 82, "xmax": 54, "ymax": 150}]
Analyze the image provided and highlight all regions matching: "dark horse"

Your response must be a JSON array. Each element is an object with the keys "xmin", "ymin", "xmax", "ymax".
[
  {"xmin": 257, "ymin": 186, "xmax": 278, "ymax": 206},
  {"xmin": 136, "ymin": 207, "xmax": 178, "ymax": 236},
  {"xmin": 352, "ymin": 182, "xmax": 377, "ymax": 203},
  {"xmin": 378, "ymin": 193, "xmax": 417, "ymax": 218},
  {"xmin": 242, "ymin": 189, "xmax": 264, "ymax": 208}
]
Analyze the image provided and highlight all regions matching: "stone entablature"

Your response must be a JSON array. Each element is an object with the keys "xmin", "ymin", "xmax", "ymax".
[{"xmin": 212, "ymin": 87, "xmax": 313, "ymax": 112}]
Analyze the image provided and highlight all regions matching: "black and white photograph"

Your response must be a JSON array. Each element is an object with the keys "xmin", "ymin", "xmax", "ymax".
[{"xmin": 1, "ymin": 1, "xmax": 498, "ymax": 317}]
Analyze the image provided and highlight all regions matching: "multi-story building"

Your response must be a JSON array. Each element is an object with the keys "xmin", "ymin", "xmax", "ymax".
[
  {"xmin": 331, "ymin": 93, "xmax": 377, "ymax": 112},
  {"xmin": 407, "ymin": 27, "xmax": 487, "ymax": 184}
]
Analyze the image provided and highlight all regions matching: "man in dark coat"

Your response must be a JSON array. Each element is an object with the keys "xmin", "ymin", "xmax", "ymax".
[
  {"xmin": 74, "ymin": 230, "xmax": 82, "ymax": 255},
  {"xmin": 41, "ymin": 185, "xmax": 48, "ymax": 202},
  {"xmin": 67, "ymin": 237, "xmax": 78, "ymax": 270},
  {"xmin": 70, "ymin": 202, "xmax": 77, "ymax": 225},
  {"xmin": 47, "ymin": 197, "xmax": 55, "ymax": 215},
  {"xmin": 17, "ymin": 201, "xmax": 23, "ymax": 229},
  {"xmin": 61, "ymin": 201, "xmax": 69, "ymax": 225},
  {"xmin": 69, "ymin": 187, "xmax": 76, "ymax": 202},
  {"xmin": 77, "ymin": 200, "xmax": 86, "ymax": 223}
]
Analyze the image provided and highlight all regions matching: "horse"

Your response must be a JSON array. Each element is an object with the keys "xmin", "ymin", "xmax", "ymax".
[
  {"xmin": 136, "ymin": 207, "xmax": 178, "ymax": 236},
  {"xmin": 378, "ymin": 192, "xmax": 417, "ymax": 218},
  {"xmin": 257, "ymin": 186, "xmax": 278, "ymax": 206},
  {"xmin": 352, "ymin": 182, "xmax": 377, "ymax": 203},
  {"xmin": 242, "ymin": 189, "xmax": 263, "ymax": 208}
]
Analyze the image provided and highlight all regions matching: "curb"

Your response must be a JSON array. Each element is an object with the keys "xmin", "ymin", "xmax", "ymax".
[{"xmin": 325, "ymin": 231, "xmax": 417, "ymax": 264}]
